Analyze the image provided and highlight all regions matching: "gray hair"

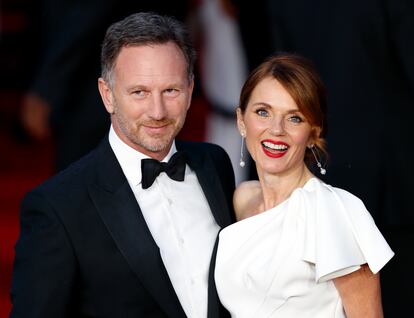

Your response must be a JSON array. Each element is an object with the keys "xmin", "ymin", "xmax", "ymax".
[{"xmin": 101, "ymin": 12, "xmax": 196, "ymax": 86}]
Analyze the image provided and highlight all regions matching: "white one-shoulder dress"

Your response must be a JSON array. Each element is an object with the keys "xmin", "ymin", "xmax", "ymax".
[{"xmin": 215, "ymin": 178, "xmax": 394, "ymax": 318}]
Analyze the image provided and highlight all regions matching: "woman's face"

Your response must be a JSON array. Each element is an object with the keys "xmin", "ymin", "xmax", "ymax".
[{"xmin": 238, "ymin": 77, "xmax": 313, "ymax": 176}]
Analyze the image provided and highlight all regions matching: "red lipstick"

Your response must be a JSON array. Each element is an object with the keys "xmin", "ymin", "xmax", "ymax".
[{"xmin": 261, "ymin": 139, "xmax": 289, "ymax": 158}]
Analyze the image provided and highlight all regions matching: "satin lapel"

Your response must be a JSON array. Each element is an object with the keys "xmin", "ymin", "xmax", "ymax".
[
  {"xmin": 179, "ymin": 143, "xmax": 233, "ymax": 228},
  {"xmin": 87, "ymin": 140, "xmax": 186, "ymax": 318},
  {"xmin": 177, "ymin": 142, "xmax": 234, "ymax": 318},
  {"xmin": 207, "ymin": 235, "xmax": 231, "ymax": 318}
]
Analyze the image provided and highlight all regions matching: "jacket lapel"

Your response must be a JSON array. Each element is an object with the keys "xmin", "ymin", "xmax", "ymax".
[
  {"xmin": 87, "ymin": 139, "xmax": 186, "ymax": 318},
  {"xmin": 177, "ymin": 142, "xmax": 235, "ymax": 318},
  {"xmin": 178, "ymin": 142, "xmax": 234, "ymax": 228}
]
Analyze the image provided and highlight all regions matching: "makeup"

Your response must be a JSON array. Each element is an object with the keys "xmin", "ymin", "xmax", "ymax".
[{"xmin": 261, "ymin": 139, "xmax": 289, "ymax": 158}]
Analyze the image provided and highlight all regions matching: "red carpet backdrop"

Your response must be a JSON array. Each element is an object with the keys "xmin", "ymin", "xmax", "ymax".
[{"xmin": 0, "ymin": 133, "xmax": 54, "ymax": 317}]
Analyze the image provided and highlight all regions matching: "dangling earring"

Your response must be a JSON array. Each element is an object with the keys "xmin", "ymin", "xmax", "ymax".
[
  {"xmin": 309, "ymin": 144, "xmax": 326, "ymax": 175},
  {"xmin": 239, "ymin": 134, "xmax": 246, "ymax": 167}
]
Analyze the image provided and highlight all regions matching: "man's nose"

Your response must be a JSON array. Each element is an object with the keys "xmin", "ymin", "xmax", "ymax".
[{"xmin": 148, "ymin": 93, "xmax": 167, "ymax": 120}]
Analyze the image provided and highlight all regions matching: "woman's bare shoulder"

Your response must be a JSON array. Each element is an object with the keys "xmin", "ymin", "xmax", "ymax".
[{"xmin": 233, "ymin": 180, "xmax": 262, "ymax": 221}]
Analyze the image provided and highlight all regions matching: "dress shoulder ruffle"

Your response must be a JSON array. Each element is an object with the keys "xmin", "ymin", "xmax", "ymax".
[{"xmin": 297, "ymin": 178, "xmax": 394, "ymax": 283}]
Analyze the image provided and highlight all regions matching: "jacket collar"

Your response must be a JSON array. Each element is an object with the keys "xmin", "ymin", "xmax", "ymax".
[
  {"xmin": 87, "ymin": 138, "xmax": 186, "ymax": 318},
  {"xmin": 87, "ymin": 138, "xmax": 233, "ymax": 317},
  {"xmin": 177, "ymin": 140, "xmax": 233, "ymax": 228}
]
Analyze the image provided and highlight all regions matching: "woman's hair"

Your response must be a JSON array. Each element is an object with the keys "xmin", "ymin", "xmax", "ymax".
[{"xmin": 239, "ymin": 52, "xmax": 328, "ymax": 163}]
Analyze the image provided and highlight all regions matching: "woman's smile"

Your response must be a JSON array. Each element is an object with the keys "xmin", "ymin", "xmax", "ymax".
[{"xmin": 261, "ymin": 139, "xmax": 289, "ymax": 158}]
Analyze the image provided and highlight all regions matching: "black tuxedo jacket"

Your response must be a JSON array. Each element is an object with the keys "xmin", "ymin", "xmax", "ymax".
[{"xmin": 10, "ymin": 138, "xmax": 234, "ymax": 318}]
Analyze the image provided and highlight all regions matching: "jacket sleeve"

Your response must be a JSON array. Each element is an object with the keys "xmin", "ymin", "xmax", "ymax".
[{"xmin": 10, "ymin": 190, "xmax": 77, "ymax": 318}]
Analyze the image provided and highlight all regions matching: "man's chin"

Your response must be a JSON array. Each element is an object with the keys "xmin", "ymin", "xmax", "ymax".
[{"xmin": 140, "ymin": 139, "xmax": 173, "ymax": 153}]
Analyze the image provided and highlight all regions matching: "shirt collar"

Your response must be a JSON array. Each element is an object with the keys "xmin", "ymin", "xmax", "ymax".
[{"xmin": 108, "ymin": 125, "xmax": 177, "ymax": 186}]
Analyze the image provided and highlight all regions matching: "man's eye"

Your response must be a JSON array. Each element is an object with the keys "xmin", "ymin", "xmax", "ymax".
[
  {"xmin": 164, "ymin": 89, "xmax": 179, "ymax": 96},
  {"xmin": 133, "ymin": 90, "xmax": 146, "ymax": 97}
]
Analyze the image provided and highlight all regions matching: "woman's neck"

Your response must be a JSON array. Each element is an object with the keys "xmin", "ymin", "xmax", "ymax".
[{"xmin": 258, "ymin": 165, "xmax": 314, "ymax": 211}]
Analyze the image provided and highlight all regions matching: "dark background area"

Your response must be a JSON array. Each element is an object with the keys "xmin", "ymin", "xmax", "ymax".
[{"xmin": 1, "ymin": 0, "xmax": 413, "ymax": 316}]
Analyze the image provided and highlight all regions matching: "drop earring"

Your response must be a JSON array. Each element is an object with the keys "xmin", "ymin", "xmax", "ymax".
[
  {"xmin": 309, "ymin": 144, "xmax": 326, "ymax": 175},
  {"xmin": 239, "ymin": 134, "xmax": 246, "ymax": 167}
]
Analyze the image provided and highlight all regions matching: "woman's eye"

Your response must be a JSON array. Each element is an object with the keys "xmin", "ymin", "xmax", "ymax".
[
  {"xmin": 288, "ymin": 115, "xmax": 303, "ymax": 123},
  {"xmin": 256, "ymin": 109, "xmax": 269, "ymax": 117}
]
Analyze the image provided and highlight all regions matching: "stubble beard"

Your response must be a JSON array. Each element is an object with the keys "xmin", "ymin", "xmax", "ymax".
[{"xmin": 114, "ymin": 109, "xmax": 186, "ymax": 154}]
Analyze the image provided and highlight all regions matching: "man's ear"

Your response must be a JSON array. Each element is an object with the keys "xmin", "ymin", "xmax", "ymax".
[
  {"xmin": 236, "ymin": 107, "xmax": 246, "ymax": 136},
  {"xmin": 98, "ymin": 78, "xmax": 115, "ymax": 114},
  {"xmin": 185, "ymin": 77, "xmax": 195, "ymax": 111}
]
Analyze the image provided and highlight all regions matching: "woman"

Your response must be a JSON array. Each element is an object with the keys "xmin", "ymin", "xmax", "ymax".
[{"xmin": 214, "ymin": 53, "xmax": 394, "ymax": 317}]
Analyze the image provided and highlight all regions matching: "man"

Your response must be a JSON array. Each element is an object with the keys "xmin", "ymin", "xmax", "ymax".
[
  {"xmin": 10, "ymin": 12, "xmax": 234, "ymax": 318},
  {"xmin": 20, "ymin": 0, "xmax": 190, "ymax": 171}
]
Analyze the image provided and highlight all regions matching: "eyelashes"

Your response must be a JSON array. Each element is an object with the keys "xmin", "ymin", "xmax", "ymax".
[
  {"xmin": 254, "ymin": 108, "xmax": 305, "ymax": 124},
  {"xmin": 288, "ymin": 115, "xmax": 304, "ymax": 123},
  {"xmin": 255, "ymin": 109, "xmax": 269, "ymax": 117}
]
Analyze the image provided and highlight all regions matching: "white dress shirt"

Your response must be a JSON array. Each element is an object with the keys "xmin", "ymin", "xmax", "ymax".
[{"xmin": 109, "ymin": 126, "xmax": 220, "ymax": 318}]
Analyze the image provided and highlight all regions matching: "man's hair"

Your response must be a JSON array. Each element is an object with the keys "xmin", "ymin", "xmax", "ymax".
[{"xmin": 101, "ymin": 12, "xmax": 196, "ymax": 86}]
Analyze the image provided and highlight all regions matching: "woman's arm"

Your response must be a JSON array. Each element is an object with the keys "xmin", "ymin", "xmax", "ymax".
[{"xmin": 334, "ymin": 264, "xmax": 383, "ymax": 318}]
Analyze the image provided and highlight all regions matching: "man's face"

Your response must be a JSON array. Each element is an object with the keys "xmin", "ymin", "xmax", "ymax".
[{"xmin": 99, "ymin": 42, "xmax": 194, "ymax": 160}]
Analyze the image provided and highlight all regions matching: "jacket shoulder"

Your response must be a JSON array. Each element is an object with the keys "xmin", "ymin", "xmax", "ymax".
[
  {"xmin": 31, "ymin": 145, "xmax": 100, "ymax": 197},
  {"xmin": 177, "ymin": 140, "xmax": 228, "ymax": 159}
]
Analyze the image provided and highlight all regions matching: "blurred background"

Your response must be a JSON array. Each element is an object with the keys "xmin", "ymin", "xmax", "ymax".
[{"xmin": 1, "ymin": 0, "xmax": 413, "ymax": 316}]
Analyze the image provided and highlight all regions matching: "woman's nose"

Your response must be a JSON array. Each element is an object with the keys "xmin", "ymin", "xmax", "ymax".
[{"xmin": 269, "ymin": 117, "xmax": 285, "ymax": 135}]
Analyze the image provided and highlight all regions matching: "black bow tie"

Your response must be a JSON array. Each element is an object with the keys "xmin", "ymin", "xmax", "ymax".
[{"xmin": 141, "ymin": 151, "xmax": 186, "ymax": 189}]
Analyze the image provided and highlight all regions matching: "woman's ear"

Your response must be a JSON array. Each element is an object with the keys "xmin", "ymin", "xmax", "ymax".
[
  {"xmin": 309, "ymin": 126, "xmax": 321, "ymax": 146},
  {"xmin": 236, "ymin": 107, "xmax": 246, "ymax": 136},
  {"xmin": 98, "ymin": 78, "xmax": 115, "ymax": 114}
]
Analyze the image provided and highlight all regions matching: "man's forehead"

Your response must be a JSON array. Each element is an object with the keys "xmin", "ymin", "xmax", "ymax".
[
  {"xmin": 114, "ymin": 45, "xmax": 187, "ymax": 72},
  {"xmin": 117, "ymin": 43, "xmax": 186, "ymax": 63}
]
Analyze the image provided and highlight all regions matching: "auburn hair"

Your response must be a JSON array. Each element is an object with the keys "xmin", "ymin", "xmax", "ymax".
[{"xmin": 239, "ymin": 52, "xmax": 328, "ymax": 163}]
